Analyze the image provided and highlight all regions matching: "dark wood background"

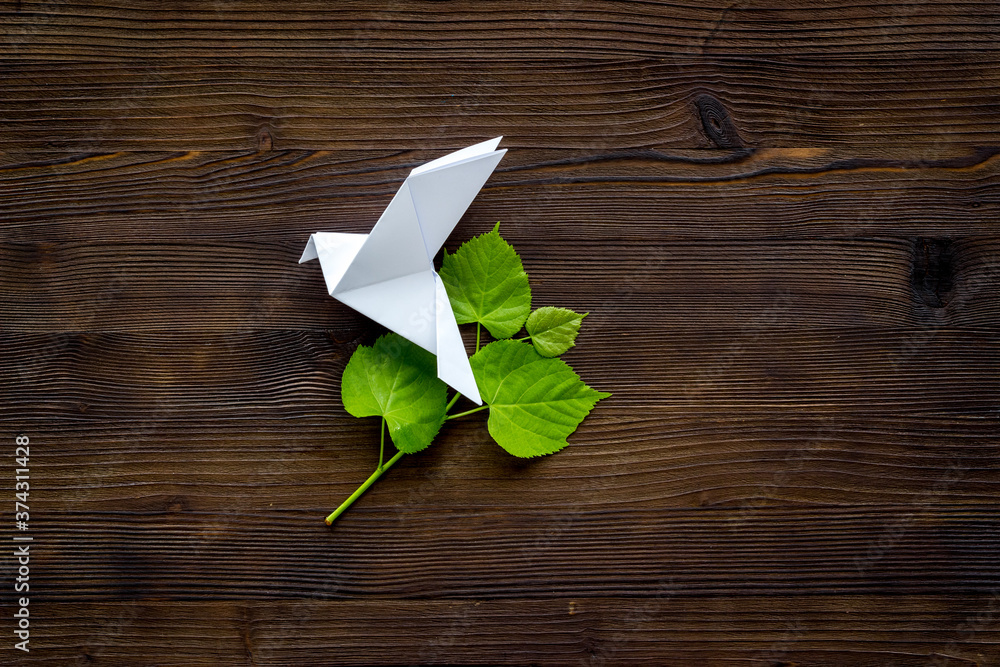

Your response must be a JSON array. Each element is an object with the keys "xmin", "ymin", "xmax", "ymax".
[{"xmin": 3, "ymin": 1, "xmax": 1000, "ymax": 665}]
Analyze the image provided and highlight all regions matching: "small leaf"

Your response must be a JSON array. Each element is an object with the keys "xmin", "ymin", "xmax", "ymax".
[
  {"xmin": 526, "ymin": 307, "xmax": 586, "ymax": 357},
  {"xmin": 471, "ymin": 340, "xmax": 610, "ymax": 457},
  {"xmin": 341, "ymin": 334, "xmax": 447, "ymax": 453},
  {"xmin": 439, "ymin": 222, "xmax": 531, "ymax": 339}
]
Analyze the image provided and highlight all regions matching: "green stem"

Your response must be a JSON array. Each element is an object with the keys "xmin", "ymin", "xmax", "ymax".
[
  {"xmin": 325, "ymin": 450, "xmax": 405, "ymax": 525},
  {"xmin": 445, "ymin": 392, "xmax": 461, "ymax": 412},
  {"xmin": 377, "ymin": 417, "xmax": 385, "ymax": 470},
  {"xmin": 476, "ymin": 322, "xmax": 481, "ymax": 352},
  {"xmin": 445, "ymin": 405, "xmax": 488, "ymax": 421}
]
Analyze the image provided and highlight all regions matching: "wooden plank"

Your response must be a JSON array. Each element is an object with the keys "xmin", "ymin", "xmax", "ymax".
[
  {"xmin": 7, "ymin": 412, "xmax": 1000, "ymax": 513},
  {"xmin": 19, "ymin": 507, "xmax": 1000, "ymax": 601},
  {"xmin": 3, "ymin": 1, "xmax": 999, "ymax": 61},
  {"xmin": 3, "ymin": 327, "xmax": 1000, "ymax": 418},
  {"xmin": 2, "ymin": 58, "xmax": 1000, "ymax": 150},
  {"xmin": 2, "ymin": 326, "xmax": 999, "ymax": 513},
  {"xmin": 5, "ymin": 322, "xmax": 1000, "ymax": 414},
  {"xmin": 2, "ymin": 237, "xmax": 1000, "ymax": 331},
  {"xmin": 2, "ymin": 147, "xmax": 999, "ymax": 242},
  {"xmin": 17, "ymin": 596, "xmax": 1000, "ymax": 665}
]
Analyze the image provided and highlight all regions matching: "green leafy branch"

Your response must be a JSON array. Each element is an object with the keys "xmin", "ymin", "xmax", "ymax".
[{"xmin": 326, "ymin": 223, "xmax": 610, "ymax": 525}]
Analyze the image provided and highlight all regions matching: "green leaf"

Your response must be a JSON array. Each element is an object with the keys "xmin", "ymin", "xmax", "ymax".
[
  {"xmin": 471, "ymin": 339, "xmax": 610, "ymax": 457},
  {"xmin": 341, "ymin": 334, "xmax": 447, "ymax": 453},
  {"xmin": 526, "ymin": 307, "xmax": 586, "ymax": 357},
  {"xmin": 439, "ymin": 222, "xmax": 531, "ymax": 339}
]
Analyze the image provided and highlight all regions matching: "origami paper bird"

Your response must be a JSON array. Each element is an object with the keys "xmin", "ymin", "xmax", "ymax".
[{"xmin": 299, "ymin": 137, "xmax": 508, "ymax": 405}]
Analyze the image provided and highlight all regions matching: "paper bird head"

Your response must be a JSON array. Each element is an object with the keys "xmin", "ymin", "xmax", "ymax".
[{"xmin": 299, "ymin": 137, "xmax": 508, "ymax": 405}]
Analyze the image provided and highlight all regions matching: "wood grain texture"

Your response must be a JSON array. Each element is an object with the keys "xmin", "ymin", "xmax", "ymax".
[
  {"xmin": 3, "ymin": 237, "xmax": 1000, "ymax": 331},
  {"xmin": 16, "ymin": 597, "xmax": 1000, "ymax": 666},
  {"xmin": 3, "ymin": 58, "xmax": 1000, "ymax": 150},
  {"xmin": 4, "ymin": 1, "xmax": 1000, "ymax": 664},
  {"xmin": 1, "ymin": 147, "xmax": 999, "ymax": 241},
  {"xmin": 3, "ymin": 1, "xmax": 1000, "ymax": 60},
  {"xmin": 3, "ymin": 326, "xmax": 1000, "ymax": 417},
  {"xmin": 18, "ymin": 506, "xmax": 1000, "ymax": 600},
  {"xmin": 6, "ymin": 414, "xmax": 1000, "ymax": 513}
]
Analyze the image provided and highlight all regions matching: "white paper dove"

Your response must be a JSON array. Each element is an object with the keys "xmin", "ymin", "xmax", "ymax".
[{"xmin": 299, "ymin": 137, "xmax": 508, "ymax": 405}]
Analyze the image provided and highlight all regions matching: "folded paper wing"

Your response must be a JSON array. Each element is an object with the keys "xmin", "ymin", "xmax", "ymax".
[{"xmin": 299, "ymin": 137, "xmax": 508, "ymax": 405}]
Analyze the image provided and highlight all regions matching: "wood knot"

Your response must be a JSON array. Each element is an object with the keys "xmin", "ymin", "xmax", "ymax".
[
  {"xmin": 256, "ymin": 127, "xmax": 273, "ymax": 152},
  {"xmin": 694, "ymin": 94, "xmax": 742, "ymax": 149},
  {"xmin": 911, "ymin": 237, "xmax": 955, "ymax": 309}
]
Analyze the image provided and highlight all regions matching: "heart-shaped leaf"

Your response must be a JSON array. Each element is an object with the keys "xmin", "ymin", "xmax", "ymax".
[
  {"xmin": 526, "ymin": 306, "xmax": 586, "ymax": 357},
  {"xmin": 439, "ymin": 222, "xmax": 531, "ymax": 339},
  {"xmin": 341, "ymin": 334, "xmax": 448, "ymax": 453},
  {"xmin": 471, "ymin": 339, "xmax": 610, "ymax": 457}
]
